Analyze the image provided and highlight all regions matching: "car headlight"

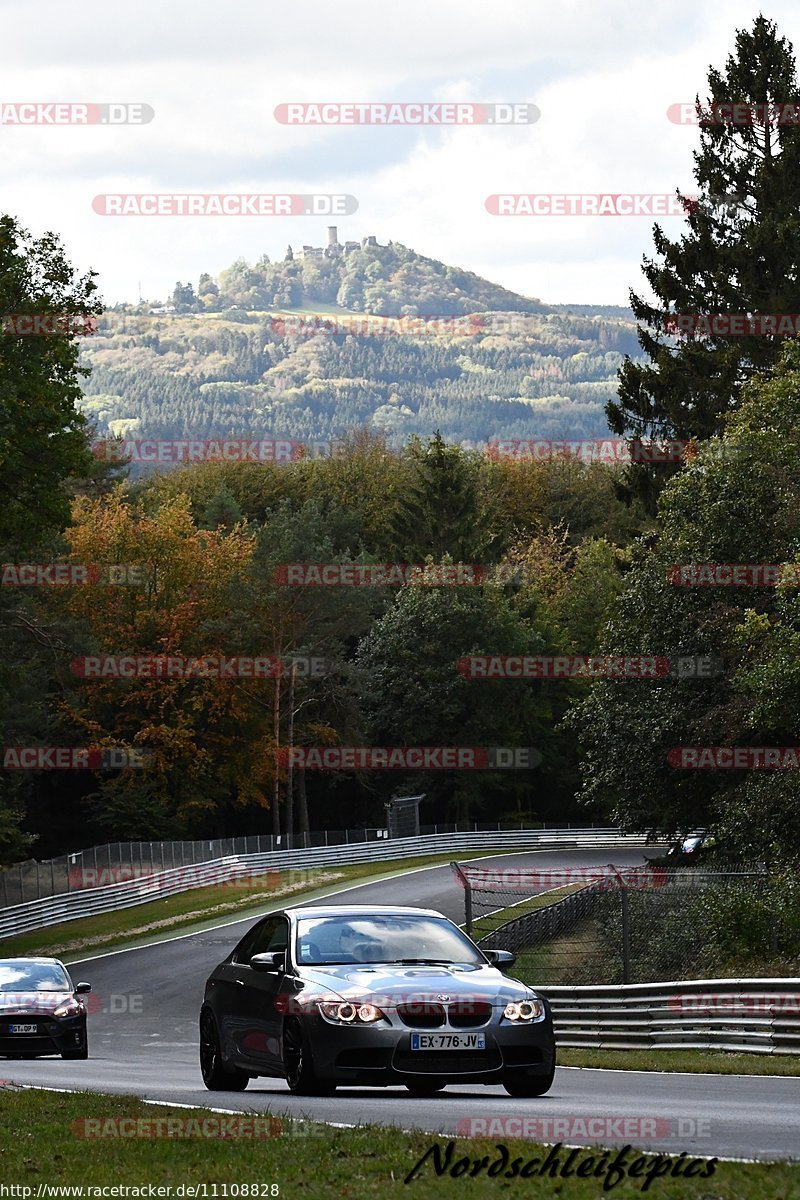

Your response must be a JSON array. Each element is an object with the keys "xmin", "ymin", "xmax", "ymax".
[
  {"xmin": 317, "ymin": 1001, "xmax": 386, "ymax": 1025},
  {"xmin": 503, "ymin": 999, "xmax": 545, "ymax": 1022},
  {"xmin": 53, "ymin": 998, "xmax": 83, "ymax": 1019}
]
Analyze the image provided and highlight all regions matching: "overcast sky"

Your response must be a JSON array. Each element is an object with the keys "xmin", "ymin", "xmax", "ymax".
[{"xmin": 2, "ymin": 1, "xmax": 797, "ymax": 307}]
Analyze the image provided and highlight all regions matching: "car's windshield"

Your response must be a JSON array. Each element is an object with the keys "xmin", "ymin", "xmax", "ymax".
[
  {"xmin": 0, "ymin": 961, "xmax": 71, "ymax": 991},
  {"xmin": 295, "ymin": 914, "xmax": 485, "ymax": 965}
]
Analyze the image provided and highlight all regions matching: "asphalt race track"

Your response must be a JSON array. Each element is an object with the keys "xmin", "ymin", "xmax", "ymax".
[{"xmin": 1, "ymin": 849, "xmax": 798, "ymax": 1162}]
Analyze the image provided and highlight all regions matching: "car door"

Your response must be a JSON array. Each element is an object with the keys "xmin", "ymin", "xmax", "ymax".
[
  {"xmin": 229, "ymin": 915, "xmax": 290, "ymax": 1073},
  {"xmin": 211, "ymin": 918, "xmax": 269, "ymax": 1058}
]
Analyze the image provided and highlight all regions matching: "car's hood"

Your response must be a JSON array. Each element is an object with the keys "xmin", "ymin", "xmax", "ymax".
[
  {"xmin": 297, "ymin": 963, "xmax": 535, "ymax": 1004},
  {"xmin": 0, "ymin": 991, "xmax": 72, "ymax": 1015}
]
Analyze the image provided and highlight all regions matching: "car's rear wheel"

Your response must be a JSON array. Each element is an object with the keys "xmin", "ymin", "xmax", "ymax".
[
  {"xmin": 404, "ymin": 1078, "xmax": 446, "ymax": 1095},
  {"xmin": 200, "ymin": 1010, "xmax": 249, "ymax": 1091},
  {"xmin": 283, "ymin": 1018, "xmax": 335, "ymax": 1096}
]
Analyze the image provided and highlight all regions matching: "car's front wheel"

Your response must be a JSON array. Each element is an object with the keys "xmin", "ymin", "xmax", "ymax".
[
  {"xmin": 502, "ymin": 1064, "xmax": 555, "ymax": 1097},
  {"xmin": 404, "ymin": 1078, "xmax": 446, "ymax": 1095},
  {"xmin": 200, "ymin": 1010, "xmax": 249, "ymax": 1091},
  {"xmin": 282, "ymin": 1018, "xmax": 335, "ymax": 1096},
  {"xmin": 61, "ymin": 1039, "xmax": 88, "ymax": 1060}
]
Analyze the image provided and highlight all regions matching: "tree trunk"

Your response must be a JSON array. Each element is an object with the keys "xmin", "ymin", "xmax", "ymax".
[
  {"xmin": 296, "ymin": 765, "xmax": 309, "ymax": 834},
  {"xmin": 272, "ymin": 673, "xmax": 281, "ymax": 836},
  {"xmin": 285, "ymin": 662, "xmax": 296, "ymax": 839}
]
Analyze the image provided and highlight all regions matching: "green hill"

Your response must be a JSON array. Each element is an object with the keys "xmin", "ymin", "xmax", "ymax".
[{"xmin": 79, "ymin": 235, "xmax": 641, "ymax": 457}]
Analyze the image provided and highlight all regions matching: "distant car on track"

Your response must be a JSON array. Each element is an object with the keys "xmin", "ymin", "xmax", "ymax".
[
  {"xmin": 0, "ymin": 957, "xmax": 91, "ymax": 1059},
  {"xmin": 647, "ymin": 832, "xmax": 718, "ymax": 866},
  {"xmin": 200, "ymin": 904, "xmax": 555, "ymax": 1097}
]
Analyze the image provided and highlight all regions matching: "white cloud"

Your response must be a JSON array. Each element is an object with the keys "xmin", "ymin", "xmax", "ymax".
[{"xmin": 3, "ymin": 0, "xmax": 800, "ymax": 303}]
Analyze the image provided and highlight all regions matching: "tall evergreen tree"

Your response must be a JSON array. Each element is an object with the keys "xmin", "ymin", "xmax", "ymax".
[
  {"xmin": 609, "ymin": 17, "xmax": 800, "ymax": 505},
  {"xmin": 0, "ymin": 215, "xmax": 102, "ymax": 861},
  {"xmin": 389, "ymin": 432, "xmax": 492, "ymax": 562}
]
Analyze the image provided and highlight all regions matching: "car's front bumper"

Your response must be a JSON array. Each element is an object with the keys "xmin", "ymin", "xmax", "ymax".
[
  {"xmin": 0, "ymin": 1015, "xmax": 86, "ymax": 1057},
  {"xmin": 304, "ymin": 1014, "xmax": 555, "ymax": 1084}
]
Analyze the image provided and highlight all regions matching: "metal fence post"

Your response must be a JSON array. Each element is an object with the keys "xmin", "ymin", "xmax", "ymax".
[
  {"xmin": 621, "ymin": 887, "xmax": 631, "ymax": 984},
  {"xmin": 450, "ymin": 862, "xmax": 472, "ymax": 934}
]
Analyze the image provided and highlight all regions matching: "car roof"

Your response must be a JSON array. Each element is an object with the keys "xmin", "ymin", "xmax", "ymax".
[
  {"xmin": 288, "ymin": 905, "xmax": 445, "ymax": 919},
  {"xmin": 0, "ymin": 957, "xmax": 65, "ymax": 965}
]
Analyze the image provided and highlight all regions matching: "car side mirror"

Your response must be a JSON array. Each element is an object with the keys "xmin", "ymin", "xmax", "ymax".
[
  {"xmin": 483, "ymin": 949, "xmax": 516, "ymax": 969},
  {"xmin": 250, "ymin": 951, "xmax": 286, "ymax": 973},
  {"xmin": 74, "ymin": 982, "xmax": 92, "ymax": 994}
]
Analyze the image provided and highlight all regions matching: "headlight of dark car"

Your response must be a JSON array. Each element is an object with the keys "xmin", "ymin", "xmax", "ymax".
[
  {"xmin": 317, "ymin": 1001, "xmax": 388, "ymax": 1025},
  {"xmin": 503, "ymin": 999, "xmax": 546, "ymax": 1022},
  {"xmin": 53, "ymin": 998, "xmax": 83, "ymax": 1019}
]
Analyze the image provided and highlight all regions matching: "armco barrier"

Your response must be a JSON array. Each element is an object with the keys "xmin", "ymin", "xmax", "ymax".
[
  {"xmin": 0, "ymin": 828, "xmax": 648, "ymax": 939},
  {"xmin": 539, "ymin": 979, "xmax": 800, "ymax": 1055},
  {"xmin": 473, "ymin": 881, "xmax": 606, "ymax": 943},
  {"xmin": 0, "ymin": 822, "xmax": 625, "ymax": 904}
]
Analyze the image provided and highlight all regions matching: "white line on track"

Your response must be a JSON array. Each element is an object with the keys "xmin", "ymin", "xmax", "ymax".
[
  {"xmin": 0, "ymin": 1082, "xmax": 769, "ymax": 1164},
  {"xmin": 65, "ymin": 848, "xmax": 584, "ymax": 966}
]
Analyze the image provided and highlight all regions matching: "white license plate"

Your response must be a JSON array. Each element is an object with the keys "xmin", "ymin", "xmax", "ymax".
[
  {"xmin": 410, "ymin": 1033, "xmax": 485, "ymax": 1051},
  {"xmin": 8, "ymin": 1024, "xmax": 37, "ymax": 1034}
]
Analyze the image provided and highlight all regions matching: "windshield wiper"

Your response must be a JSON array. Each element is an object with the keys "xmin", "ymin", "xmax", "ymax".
[{"xmin": 396, "ymin": 958, "xmax": 455, "ymax": 965}]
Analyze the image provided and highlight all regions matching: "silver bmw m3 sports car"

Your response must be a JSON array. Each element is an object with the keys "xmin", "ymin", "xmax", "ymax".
[{"xmin": 200, "ymin": 904, "xmax": 555, "ymax": 1096}]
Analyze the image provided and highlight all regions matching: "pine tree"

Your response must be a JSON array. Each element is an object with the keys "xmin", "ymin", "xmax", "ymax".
[
  {"xmin": 609, "ymin": 17, "xmax": 800, "ymax": 504},
  {"xmin": 389, "ymin": 432, "xmax": 492, "ymax": 562}
]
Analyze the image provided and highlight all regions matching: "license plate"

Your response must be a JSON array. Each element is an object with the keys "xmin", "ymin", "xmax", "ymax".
[
  {"xmin": 8, "ymin": 1024, "xmax": 37, "ymax": 1034},
  {"xmin": 410, "ymin": 1033, "xmax": 485, "ymax": 1051}
]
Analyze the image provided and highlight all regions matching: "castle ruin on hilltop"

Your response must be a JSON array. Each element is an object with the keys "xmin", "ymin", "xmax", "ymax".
[{"xmin": 286, "ymin": 227, "xmax": 380, "ymax": 261}]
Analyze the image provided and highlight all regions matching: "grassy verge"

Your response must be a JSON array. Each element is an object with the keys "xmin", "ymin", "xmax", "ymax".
[
  {"xmin": 510, "ymin": 914, "xmax": 604, "ymax": 986},
  {"xmin": 0, "ymin": 1087, "xmax": 794, "ymax": 1197},
  {"xmin": 0, "ymin": 852, "xmax": 489, "ymax": 961},
  {"xmin": 469, "ymin": 883, "xmax": 585, "ymax": 942},
  {"xmin": 557, "ymin": 1046, "xmax": 800, "ymax": 1076}
]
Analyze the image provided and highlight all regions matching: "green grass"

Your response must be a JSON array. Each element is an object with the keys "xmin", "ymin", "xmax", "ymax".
[
  {"xmin": 266, "ymin": 302, "xmax": 367, "ymax": 317},
  {"xmin": 558, "ymin": 1046, "xmax": 800, "ymax": 1076},
  {"xmin": 509, "ymin": 913, "xmax": 605, "ymax": 986},
  {"xmin": 469, "ymin": 883, "xmax": 585, "ymax": 942},
  {"xmin": 0, "ymin": 1087, "xmax": 795, "ymax": 1197},
  {"xmin": 0, "ymin": 852, "xmax": 488, "ymax": 962}
]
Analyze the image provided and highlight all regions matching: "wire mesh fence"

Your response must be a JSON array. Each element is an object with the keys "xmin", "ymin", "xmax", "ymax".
[
  {"xmin": 452, "ymin": 861, "xmax": 772, "ymax": 985},
  {"xmin": 0, "ymin": 820, "xmax": 604, "ymax": 906}
]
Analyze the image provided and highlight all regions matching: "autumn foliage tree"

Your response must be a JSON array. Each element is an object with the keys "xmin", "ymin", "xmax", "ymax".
[{"xmin": 59, "ymin": 492, "xmax": 265, "ymax": 838}]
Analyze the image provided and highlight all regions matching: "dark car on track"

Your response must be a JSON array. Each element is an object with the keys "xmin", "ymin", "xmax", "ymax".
[
  {"xmin": 200, "ymin": 904, "xmax": 555, "ymax": 1096},
  {"xmin": 0, "ymin": 957, "xmax": 91, "ymax": 1059}
]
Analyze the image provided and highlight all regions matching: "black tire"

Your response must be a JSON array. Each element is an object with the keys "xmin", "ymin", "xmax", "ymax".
[
  {"xmin": 404, "ymin": 1078, "xmax": 446, "ymax": 1095},
  {"xmin": 502, "ymin": 1064, "xmax": 555, "ymax": 1097},
  {"xmin": 282, "ymin": 1018, "xmax": 335, "ymax": 1096},
  {"xmin": 200, "ymin": 1010, "xmax": 249, "ymax": 1091},
  {"xmin": 61, "ymin": 1045, "xmax": 88, "ymax": 1060}
]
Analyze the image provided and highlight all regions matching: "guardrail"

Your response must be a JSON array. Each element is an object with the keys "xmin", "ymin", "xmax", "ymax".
[
  {"xmin": 0, "ymin": 828, "xmax": 649, "ymax": 940},
  {"xmin": 0, "ymin": 821, "xmax": 621, "ymax": 905},
  {"xmin": 539, "ymin": 979, "xmax": 800, "ymax": 1055},
  {"xmin": 473, "ymin": 881, "xmax": 605, "ymax": 943}
]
